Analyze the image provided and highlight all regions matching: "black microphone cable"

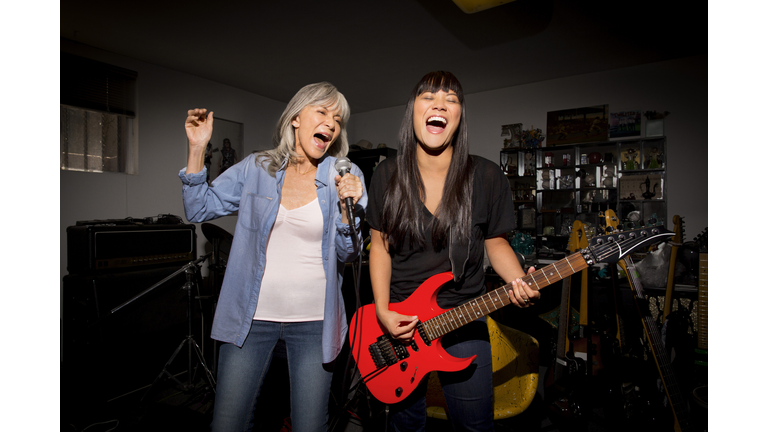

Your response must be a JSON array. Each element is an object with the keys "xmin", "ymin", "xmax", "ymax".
[{"xmin": 331, "ymin": 157, "xmax": 368, "ymax": 431}]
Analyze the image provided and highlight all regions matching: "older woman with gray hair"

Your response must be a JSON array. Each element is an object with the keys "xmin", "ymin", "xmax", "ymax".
[{"xmin": 180, "ymin": 82, "xmax": 367, "ymax": 432}]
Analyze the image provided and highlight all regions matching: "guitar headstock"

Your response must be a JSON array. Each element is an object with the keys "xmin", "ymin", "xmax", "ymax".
[
  {"xmin": 672, "ymin": 215, "xmax": 685, "ymax": 244},
  {"xmin": 586, "ymin": 223, "xmax": 673, "ymax": 264},
  {"xmin": 599, "ymin": 209, "xmax": 619, "ymax": 233},
  {"xmin": 567, "ymin": 220, "xmax": 589, "ymax": 253},
  {"xmin": 693, "ymin": 227, "xmax": 708, "ymax": 253}
]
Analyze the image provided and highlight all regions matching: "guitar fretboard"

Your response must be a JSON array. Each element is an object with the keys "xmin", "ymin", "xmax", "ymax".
[
  {"xmin": 421, "ymin": 253, "xmax": 590, "ymax": 341},
  {"xmin": 698, "ymin": 253, "xmax": 708, "ymax": 350}
]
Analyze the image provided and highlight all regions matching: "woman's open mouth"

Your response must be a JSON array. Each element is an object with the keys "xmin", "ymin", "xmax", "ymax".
[
  {"xmin": 426, "ymin": 116, "xmax": 447, "ymax": 133},
  {"xmin": 314, "ymin": 132, "xmax": 331, "ymax": 148}
]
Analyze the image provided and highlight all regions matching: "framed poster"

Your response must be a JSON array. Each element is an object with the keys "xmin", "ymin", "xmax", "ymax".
[
  {"xmin": 520, "ymin": 208, "xmax": 536, "ymax": 229},
  {"xmin": 196, "ymin": 117, "xmax": 244, "ymax": 185},
  {"xmin": 546, "ymin": 105, "xmax": 609, "ymax": 145},
  {"xmin": 609, "ymin": 110, "xmax": 641, "ymax": 138},
  {"xmin": 501, "ymin": 123, "xmax": 523, "ymax": 148}
]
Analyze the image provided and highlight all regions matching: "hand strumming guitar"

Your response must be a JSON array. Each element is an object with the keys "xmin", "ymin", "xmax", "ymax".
[{"xmin": 376, "ymin": 308, "xmax": 419, "ymax": 343}]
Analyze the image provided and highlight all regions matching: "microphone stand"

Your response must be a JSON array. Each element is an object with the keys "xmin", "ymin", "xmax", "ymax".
[
  {"xmin": 331, "ymin": 202, "xmax": 368, "ymax": 432},
  {"xmin": 137, "ymin": 253, "xmax": 217, "ymax": 404},
  {"xmin": 108, "ymin": 253, "xmax": 208, "ymax": 315},
  {"xmin": 332, "ymin": 203, "xmax": 389, "ymax": 432},
  {"xmin": 331, "ymin": 161, "xmax": 384, "ymax": 431}
]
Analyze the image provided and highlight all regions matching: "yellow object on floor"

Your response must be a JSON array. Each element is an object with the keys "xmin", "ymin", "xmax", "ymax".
[{"xmin": 426, "ymin": 315, "xmax": 539, "ymax": 420}]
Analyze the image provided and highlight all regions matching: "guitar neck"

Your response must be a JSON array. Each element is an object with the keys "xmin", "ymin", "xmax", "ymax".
[
  {"xmin": 621, "ymin": 257, "xmax": 692, "ymax": 432},
  {"xmin": 422, "ymin": 253, "xmax": 590, "ymax": 341},
  {"xmin": 698, "ymin": 253, "xmax": 708, "ymax": 350},
  {"xmin": 419, "ymin": 224, "xmax": 673, "ymax": 343}
]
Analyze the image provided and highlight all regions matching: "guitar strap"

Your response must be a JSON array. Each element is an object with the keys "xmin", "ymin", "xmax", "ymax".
[{"xmin": 449, "ymin": 226, "xmax": 470, "ymax": 282}]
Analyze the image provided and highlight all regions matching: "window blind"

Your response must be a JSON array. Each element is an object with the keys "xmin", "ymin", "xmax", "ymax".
[{"xmin": 60, "ymin": 52, "xmax": 137, "ymax": 118}]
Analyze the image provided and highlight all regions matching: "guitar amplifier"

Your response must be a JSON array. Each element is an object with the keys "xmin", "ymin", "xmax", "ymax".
[{"xmin": 67, "ymin": 215, "xmax": 197, "ymax": 274}]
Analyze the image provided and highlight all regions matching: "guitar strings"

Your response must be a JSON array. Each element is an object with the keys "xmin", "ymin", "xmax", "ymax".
[{"xmin": 423, "ymin": 254, "xmax": 588, "ymax": 341}]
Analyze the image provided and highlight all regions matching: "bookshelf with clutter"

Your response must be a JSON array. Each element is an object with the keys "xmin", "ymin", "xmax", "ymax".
[
  {"xmin": 495, "ymin": 108, "xmax": 707, "ymax": 432},
  {"xmin": 499, "ymin": 109, "xmax": 669, "ymax": 262}
]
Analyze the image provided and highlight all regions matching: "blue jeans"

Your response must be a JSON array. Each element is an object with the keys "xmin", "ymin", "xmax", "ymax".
[
  {"xmin": 389, "ymin": 319, "xmax": 494, "ymax": 432},
  {"xmin": 210, "ymin": 320, "xmax": 334, "ymax": 432}
]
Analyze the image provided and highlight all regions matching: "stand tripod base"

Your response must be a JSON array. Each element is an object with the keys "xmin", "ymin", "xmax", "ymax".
[
  {"xmin": 141, "ymin": 258, "xmax": 217, "ymax": 405},
  {"xmin": 141, "ymin": 335, "xmax": 216, "ymax": 404}
]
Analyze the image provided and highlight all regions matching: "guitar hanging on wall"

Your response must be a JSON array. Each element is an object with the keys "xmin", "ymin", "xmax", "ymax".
[{"xmin": 349, "ymin": 224, "xmax": 674, "ymax": 404}]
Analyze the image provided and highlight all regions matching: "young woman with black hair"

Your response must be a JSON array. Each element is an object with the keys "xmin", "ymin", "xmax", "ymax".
[{"xmin": 366, "ymin": 71, "xmax": 539, "ymax": 431}]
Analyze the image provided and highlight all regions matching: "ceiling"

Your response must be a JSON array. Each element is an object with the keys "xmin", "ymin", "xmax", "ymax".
[{"xmin": 60, "ymin": 0, "xmax": 706, "ymax": 114}]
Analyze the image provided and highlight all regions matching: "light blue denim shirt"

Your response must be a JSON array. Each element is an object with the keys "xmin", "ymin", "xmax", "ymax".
[{"xmin": 179, "ymin": 153, "xmax": 367, "ymax": 363}]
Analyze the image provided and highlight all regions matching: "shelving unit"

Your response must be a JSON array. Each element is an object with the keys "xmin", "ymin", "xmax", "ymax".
[
  {"xmin": 501, "ymin": 136, "xmax": 667, "ymax": 252},
  {"xmin": 499, "ymin": 149, "xmax": 537, "ymax": 232}
]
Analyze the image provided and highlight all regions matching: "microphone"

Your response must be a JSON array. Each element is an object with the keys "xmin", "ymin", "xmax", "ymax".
[{"xmin": 334, "ymin": 157, "xmax": 355, "ymax": 225}]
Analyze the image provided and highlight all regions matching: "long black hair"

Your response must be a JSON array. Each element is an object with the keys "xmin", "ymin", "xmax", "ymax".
[{"xmin": 380, "ymin": 71, "xmax": 474, "ymax": 252}]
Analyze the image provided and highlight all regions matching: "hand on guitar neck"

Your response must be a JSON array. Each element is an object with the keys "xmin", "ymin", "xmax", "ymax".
[{"xmin": 507, "ymin": 265, "xmax": 539, "ymax": 306}]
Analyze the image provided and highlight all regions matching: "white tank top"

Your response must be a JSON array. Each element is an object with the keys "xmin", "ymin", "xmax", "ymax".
[{"xmin": 253, "ymin": 197, "xmax": 326, "ymax": 322}]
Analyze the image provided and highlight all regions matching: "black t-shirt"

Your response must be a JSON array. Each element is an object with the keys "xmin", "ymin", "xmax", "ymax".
[{"xmin": 367, "ymin": 155, "xmax": 516, "ymax": 308}]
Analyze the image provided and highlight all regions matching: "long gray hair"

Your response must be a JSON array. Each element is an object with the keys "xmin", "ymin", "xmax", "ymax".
[{"xmin": 258, "ymin": 82, "xmax": 351, "ymax": 176}]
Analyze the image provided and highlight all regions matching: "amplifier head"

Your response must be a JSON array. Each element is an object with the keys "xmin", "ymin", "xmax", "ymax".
[{"xmin": 67, "ymin": 223, "xmax": 197, "ymax": 274}]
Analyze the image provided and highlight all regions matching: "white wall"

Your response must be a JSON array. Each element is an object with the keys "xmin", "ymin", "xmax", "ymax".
[
  {"xmin": 60, "ymin": 40, "xmax": 286, "ymax": 295},
  {"xmin": 60, "ymin": 43, "xmax": 707, "ymax": 307},
  {"xmin": 348, "ymin": 55, "xmax": 708, "ymax": 238}
]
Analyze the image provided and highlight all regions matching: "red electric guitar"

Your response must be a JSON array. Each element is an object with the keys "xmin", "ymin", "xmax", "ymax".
[{"xmin": 349, "ymin": 224, "xmax": 673, "ymax": 404}]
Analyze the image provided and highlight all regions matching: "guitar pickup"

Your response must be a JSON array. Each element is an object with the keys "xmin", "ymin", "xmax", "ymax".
[
  {"xmin": 369, "ymin": 334, "xmax": 410, "ymax": 369},
  {"xmin": 417, "ymin": 322, "xmax": 431, "ymax": 346}
]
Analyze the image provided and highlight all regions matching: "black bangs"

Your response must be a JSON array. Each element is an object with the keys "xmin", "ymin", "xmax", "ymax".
[{"xmin": 413, "ymin": 71, "xmax": 464, "ymax": 103}]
